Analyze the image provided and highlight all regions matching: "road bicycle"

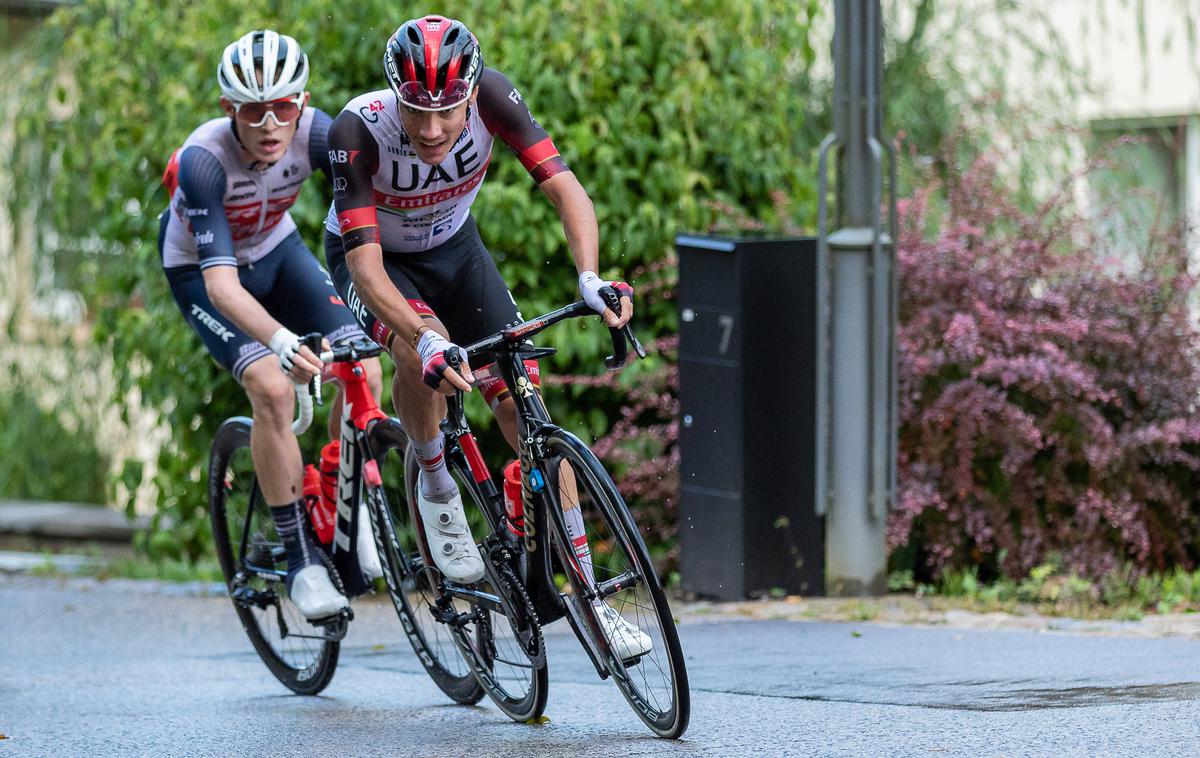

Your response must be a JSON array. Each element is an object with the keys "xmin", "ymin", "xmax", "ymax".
[
  {"xmin": 208, "ymin": 299, "xmax": 690, "ymax": 738},
  {"xmin": 207, "ymin": 335, "xmax": 470, "ymax": 696},
  {"xmin": 394, "ymin": 293, "xmax": 690, "ymax": 738}
]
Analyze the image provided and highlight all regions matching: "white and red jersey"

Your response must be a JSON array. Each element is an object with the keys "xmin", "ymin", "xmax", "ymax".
[
  {"xmin": 161, "ymin": 107, "xmax": 322, "ymax": 269},
  {"xmin": 325, "ymin": 68, "xmax": 569, "ymax": 254},
  {"xmin": 323, "ymin": 88, "xmax": 494, "ymax": 252}
]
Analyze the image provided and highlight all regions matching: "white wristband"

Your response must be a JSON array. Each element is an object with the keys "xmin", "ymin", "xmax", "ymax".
[
  {"xmin": 578, "ymin": 271, "xmax": 608, "ymax": 315},
  {"xmin": 268, "ymin": 327, "xmax": 301, "ymax": 373}
]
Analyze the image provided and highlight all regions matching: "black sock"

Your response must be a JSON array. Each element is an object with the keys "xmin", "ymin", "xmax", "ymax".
[{"xmin": 270, "ymin": 499, "xmax": 315, "ymax": 591}]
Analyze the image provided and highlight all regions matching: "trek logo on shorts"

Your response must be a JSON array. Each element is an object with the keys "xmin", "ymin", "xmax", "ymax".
[{"xmin": 190, "ymin": 304, "xmax": 234, "ymax": 343}]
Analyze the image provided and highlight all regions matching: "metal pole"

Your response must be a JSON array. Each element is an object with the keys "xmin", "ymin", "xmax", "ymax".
[{"xmin": 815, "ymin": 0, "xmax": 896, "ymax": 595}]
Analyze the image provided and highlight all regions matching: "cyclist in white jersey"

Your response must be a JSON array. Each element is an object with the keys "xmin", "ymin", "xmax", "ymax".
[
  {"xmin": 159, "ymin": 30, "xmax": 383, "ymax": 620},
  {"xmin": 323, "ymin": 15, "xmax": 649, "ymax": 658}
]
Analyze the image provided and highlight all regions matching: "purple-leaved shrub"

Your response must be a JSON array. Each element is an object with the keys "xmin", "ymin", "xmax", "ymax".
[{"xmin": 892, "ymin": 151, "xmax": 1200, "ymax": 581}]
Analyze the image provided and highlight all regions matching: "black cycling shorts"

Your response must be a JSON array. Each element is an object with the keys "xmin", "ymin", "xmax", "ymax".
[
  {"xmin": 324, "ymin": 214, "xmax": 523, "ymax": 368},
  {"xmin": 163, "ymin": 225, "xmax": 366, "ymax": 383}
]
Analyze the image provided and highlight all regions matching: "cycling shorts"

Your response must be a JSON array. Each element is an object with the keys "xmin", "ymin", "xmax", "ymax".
[
  {"xmin": 162, "ymin": 216, "xmax": 366, "ymax": 383},
  {"xmin": 324, "ymin": 215, "xmax": 540, "ymax": 407},
  {"xmin": 324, "ymin": 214, "xmax": 523, "ymax": 367}
]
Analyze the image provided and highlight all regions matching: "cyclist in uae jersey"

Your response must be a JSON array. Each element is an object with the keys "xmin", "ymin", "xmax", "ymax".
[
  {"xmin": 324, "ymin": 15, "xmax": 649, "ymax": 659},
  {"xmin": 159, "ymin": 30, "xmax": 382, "ymax": 621}
]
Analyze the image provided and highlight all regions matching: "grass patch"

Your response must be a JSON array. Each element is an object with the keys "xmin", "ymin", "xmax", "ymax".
[
  {"xmin": 81, "ymin": 556, "xmax": 224, "ymax": 583},
  {"xmin": 22, "ymin": 549, "xmax": 224, "ymax": 584},
  {"xmin": 890, "ymin": 560, "xmax": 1200, "ymax": 620}
]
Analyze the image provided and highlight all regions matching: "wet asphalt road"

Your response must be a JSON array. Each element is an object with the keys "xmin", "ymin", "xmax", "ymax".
[{"xmin": 2, "ymin": 574, "xmax": 1199, "ymax": 757}]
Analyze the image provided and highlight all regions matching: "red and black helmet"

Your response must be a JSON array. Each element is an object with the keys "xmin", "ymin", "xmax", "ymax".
[{"xmin": 384, "ymin": 15, "xmax": 483, "ymax": 111}]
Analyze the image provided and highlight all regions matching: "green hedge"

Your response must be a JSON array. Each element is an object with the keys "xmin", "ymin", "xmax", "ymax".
[{"xmin": 7, "ymin": 0, "xmax": 821, "ymax": 561}]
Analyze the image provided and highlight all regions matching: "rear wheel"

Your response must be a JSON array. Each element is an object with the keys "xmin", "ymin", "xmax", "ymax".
[
  {"xmin": 208, "ymin": 417, "xmax": 339, "ymax": 695},
  {"xmin": 543, "ymin": 431, "xmax": 690, "ymax": 738},
  {"xmin": 366, "ymin": 419, "xmax": 483, "ymax": 704}
]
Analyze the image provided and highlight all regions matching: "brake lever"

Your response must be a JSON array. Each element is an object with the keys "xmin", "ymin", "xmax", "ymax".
[
  {"xmin": 440, "ymin": 348, "xmax": 470, "ymax": 435},
  {"xmin": 301, "ymin": 332, "xmax": 324, "ymax": 407}
]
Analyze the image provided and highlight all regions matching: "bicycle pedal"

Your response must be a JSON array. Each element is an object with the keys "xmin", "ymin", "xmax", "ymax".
[
  {"xmin": 231, "ymin": 585, "xmax": 277, "ymax": 610},
  {"xmin": 308, "ymin": 607, "xmax": 354, "ymax": 641}
]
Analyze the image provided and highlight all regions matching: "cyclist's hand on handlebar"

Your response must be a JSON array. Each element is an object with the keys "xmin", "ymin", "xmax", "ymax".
[
  {"xmin": 416, "ymin": 329, "xmax": 474, "ymax": 395},
  {"xmin": 579, "ymin": 272, "xmax": 634, "ymax": 328},
  {"xmin": 269, "ymin": 327, "xmax": 324, "ymax": 383}
]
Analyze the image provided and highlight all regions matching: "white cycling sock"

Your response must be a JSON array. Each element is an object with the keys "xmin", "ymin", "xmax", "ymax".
[
  {"xmin": 562, "ymin": 506, "xmax": 599, "ymax": 601},
  {"xmin": 413, "ymin": 435, "xmax": 457, "ymax": 502}
]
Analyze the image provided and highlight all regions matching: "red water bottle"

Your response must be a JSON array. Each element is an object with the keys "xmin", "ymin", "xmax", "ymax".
[
  {"xmin": 303, "ymin": 463, "xmax": 335, "ymax": 545},
  {"xmin": 319, "ymin": 440, "xmax": 341, "ymax": 508},
  {"xmin": 502, "ymin": 459, "xmax": 524, "ymax": 537}
]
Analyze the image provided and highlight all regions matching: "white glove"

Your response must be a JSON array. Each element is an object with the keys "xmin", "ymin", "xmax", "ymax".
[
  {"xmin": 578, "ymin": 271, "xmax": 609, "ymax": 316},
  {"xmin": 268, "ymin": 327, "xmax": 301, "ymax": 374},
  {"xmin": 416, "ymin": 329, "xmax": 468, "ymax": 389}
]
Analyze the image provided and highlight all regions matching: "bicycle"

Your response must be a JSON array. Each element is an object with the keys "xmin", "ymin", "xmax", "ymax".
[
  {"xmin": 403, "ymin": 293, "xmax": 691, "ymax": 738},
  {"xmin": 208, "ymin": 334, "xmax": 481, "ymax": 698}
]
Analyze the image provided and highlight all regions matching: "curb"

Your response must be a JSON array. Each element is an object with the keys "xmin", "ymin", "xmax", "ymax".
[{"xmin": 0, "ymin": 500, "xmax": 146, "ymax": 543}]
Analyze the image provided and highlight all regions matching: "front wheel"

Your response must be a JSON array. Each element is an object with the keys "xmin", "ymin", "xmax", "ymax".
[
  {"xmin": 542, "ymin": 431, "xmax": 690, "ymax": 738},
  {"xmin": 208, "ymin": 417, "xmax": 339, "ymax": 695}
]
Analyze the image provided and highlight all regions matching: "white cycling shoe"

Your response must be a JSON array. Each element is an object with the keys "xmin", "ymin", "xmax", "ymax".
[
  {"xmin": 417, "ymin": 479, "xmax": 485, "ymax": 584},
  {"xmin": 597, "ymin": 604, "xmax": 653, "ymax": 660},
  {"xmin": 288, "ymin": 564, "xmax": 350, "ymax": 620},
  {"xmin": 356, "ymin": 504, "xmax": 383, "ymax": 580}
]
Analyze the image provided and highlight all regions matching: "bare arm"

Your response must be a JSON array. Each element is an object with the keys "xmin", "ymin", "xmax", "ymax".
[
  {"xmin": 203, "ymin": 266, "xmax": 322, "ymax": 380},
  {"xmin": 539, "ymin": 170, "xmax": 599, "ymax": 276},
  {"xmin": 540, "ymin": 171, "xmax": 630, "ymax": 328}
]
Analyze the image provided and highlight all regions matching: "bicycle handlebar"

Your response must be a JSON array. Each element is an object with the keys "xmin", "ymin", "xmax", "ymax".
[
  {"xmin": 292, "ymin": 336, "xmax": 385, "ymax": 436},
  {"xmin": 448, "ymin": 296, "xmax": 647, "ymax": 377}
]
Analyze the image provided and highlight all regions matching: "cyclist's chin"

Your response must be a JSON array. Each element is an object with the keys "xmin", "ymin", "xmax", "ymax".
[
  {"xmin": 415, "ymin": 144, "xmax": 450, "ymax": 165},
  {"xmin": 249, "ymin": 138, "xmax": 289, "ymax": 164}
]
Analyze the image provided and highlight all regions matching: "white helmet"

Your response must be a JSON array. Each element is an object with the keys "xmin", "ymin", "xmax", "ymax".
[{"xmin": 217, "ymin": 29, "xmax": 309, "ymax": 102}]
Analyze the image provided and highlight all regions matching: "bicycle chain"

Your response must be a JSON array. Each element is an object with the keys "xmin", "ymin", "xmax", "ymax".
[{"xmin": 485, "ymin": 556, "xmax": 545, "ymax": 666}]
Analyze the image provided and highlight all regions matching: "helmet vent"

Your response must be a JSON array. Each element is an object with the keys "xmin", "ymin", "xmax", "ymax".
[{"xmin": 407, "ymin": 27, "xmax": 421, "ymax": 45}]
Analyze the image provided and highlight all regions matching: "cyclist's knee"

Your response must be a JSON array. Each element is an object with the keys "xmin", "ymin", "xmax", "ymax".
[
  {"xmin": 475, "ymin": 360, "xmax": 541, "ymax": 411},
  {"xmin": 242, "ymin": 359, "xmax": 294, "ymax": 423}
]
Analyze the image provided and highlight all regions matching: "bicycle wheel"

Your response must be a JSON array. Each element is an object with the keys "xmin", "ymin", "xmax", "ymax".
[
  {"xmin": 208, "ymin": 417, "xmax": 339, "ymax": 695},
  {"xmin": 543, "ymin": 430, "xmax": 690, "ymax": 738},
  {"xmin": 434, "ymin": 445, "xmax": 548, "ymax": 722},
  {"xmin": 365, "ymin": 419, "xmax": 483, "ymax": 704}
]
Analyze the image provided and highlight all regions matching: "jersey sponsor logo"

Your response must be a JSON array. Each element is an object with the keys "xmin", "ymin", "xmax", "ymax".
[
  {"xmin": 227, "ymin": 191, "xmax": 255, "ymax": 201},
  {"xmin": 507, "ymin": 88, "xmax": 522, "ymax": 105},
  {"xmin": 388, "ymin": 142, "xmax": 484, "ymax": 192},
  {"xmin": 374, "ymin": 157, "xmax": 490, "ymax": 210},
  {"xmin": 194, "ymin": 230, "xmax": 215, "ymax": 246},
  {"xmin": 281, "ymin": 164, "xmax": 301, "ymax": 179},
  {"xmin": 232, "ymin": 179, "xmax": 255, "ymax": 189},
  {"xmin": 184, "ymin": 207, "xmax": 208, "ymax": 217},
  {"xmin": 328, "ymin": 149, "xmax": 362, "ymax": 165},
  {"xmin": 332, "ymin": 177, "xmax": 348, "ymax": 197},
  {"xmin": 224, "ymin": 191, "xmax": 300, "ymax": 240},
  {"xmin": 190, "ymin": 304, "xmax": 234, "ymax": 343}
]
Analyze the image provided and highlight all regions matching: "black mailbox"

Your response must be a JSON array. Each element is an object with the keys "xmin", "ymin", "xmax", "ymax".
[{"xmin": 675, "ymin": 234, "xmax": 823, "ymax": 599}]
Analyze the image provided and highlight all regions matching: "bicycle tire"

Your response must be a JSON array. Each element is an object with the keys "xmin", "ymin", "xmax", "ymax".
[
  {"xmin": 543, "ymin": 430, "xmax": 690, "ymax": 738},
  {"xmin": 366, "ymin": 419, "xmax": 483, "ymax": 705},
  {"xmin": 208, "ymin": 417, "xmax": 339, "ymax": 695},
  {"xmin": 419, "ymin": 441, "xmax": 548, "ymax": 721}
]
